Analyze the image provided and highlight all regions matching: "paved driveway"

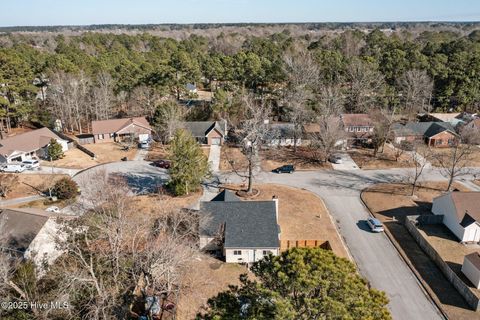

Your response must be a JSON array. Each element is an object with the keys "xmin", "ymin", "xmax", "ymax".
[
  {"xmin": 219, "ymin": 168, "xmax": 448, "ymax": 320},
  {"xmin": 331, "ymin": 153, "xmax": 360, "ymax": 171}
]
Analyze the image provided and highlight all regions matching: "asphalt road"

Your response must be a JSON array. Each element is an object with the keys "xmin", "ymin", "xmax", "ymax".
[{"xmin": 219, "ymin": 167, "xmax": 478, "ymax": 320}]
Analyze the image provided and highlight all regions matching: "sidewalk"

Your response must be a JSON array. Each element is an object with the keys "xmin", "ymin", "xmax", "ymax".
[
  {"xmin": 0, "ymin": 195, "xmax": 44, "ymax": 207},
  {"xmin": 22, "ymin": 166, "xmax": 80, "ymax": 176}
]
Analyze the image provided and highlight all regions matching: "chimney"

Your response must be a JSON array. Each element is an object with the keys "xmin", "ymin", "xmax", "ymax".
[{"xmin": 272, "ymin": 195, "xmax": 279, "ymax": 220}]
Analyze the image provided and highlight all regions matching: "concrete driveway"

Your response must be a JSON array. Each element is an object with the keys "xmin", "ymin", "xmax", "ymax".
[
  {"xmin": 331, "ymin": 153, "xmax": 360, "ymax": 171},
  {"xmin": 218, "ymin": 168, "xmax": 450, "ymax": 320}
]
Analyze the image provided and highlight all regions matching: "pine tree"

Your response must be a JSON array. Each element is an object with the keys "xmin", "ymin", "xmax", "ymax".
[
  {"xmin": 199, "ymin": 247, "xmax": 391, "ymax": 320},
  {"xmin": 47, "ymin": 138, "xmax": 64, "ymax": 160},
  {"xmin": 168, "ymin": 129, "xmax": 210, "ymax": 196}
]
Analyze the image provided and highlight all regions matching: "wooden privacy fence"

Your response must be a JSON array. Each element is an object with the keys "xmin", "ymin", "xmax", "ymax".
[{"xmin": 280, "ymin": 240, "xmax": 331, "ymax": 252}]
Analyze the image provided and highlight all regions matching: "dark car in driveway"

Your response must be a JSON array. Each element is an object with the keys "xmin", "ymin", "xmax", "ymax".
[
  {"xmin": 272, "ymin": 164, "xmax": 295, "ymax": 174},
  {"xmin": 152, "ymin": 160, "xmax": 171, "ymax": 169}
]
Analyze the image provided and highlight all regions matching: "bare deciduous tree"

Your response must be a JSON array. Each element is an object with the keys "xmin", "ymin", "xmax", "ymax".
[
  {"xmin": 0, "ymin": 174, "xmax": 18, "ymax": 198},
  {"xmin": 370, "ymin": 106, "xmax": 396, "ymax": 157},
  {"xmin": 407, "ymin": 143, "xmax": 432, "ymax": 196},
  {"xmin": 91, "ymin": 71, "xmax": 114, "ymax": 122},
  {"xmin": 397, "ymin": 69, "xmax": 433, "ymax": 119},
  {"xmin": 230, "ymin": 93, "xmax": 272, "ymax": 194},
  {"xmin": 152, "ymin": 99, "xmax": 186, "ymax": 143},
  {"xmin": 435, "ymin": 142, "xmax": 474, "ymax": 191},
  {"xmin": 282, "ymin": 49, "xmax": 318, "ymax": 152},
  {"xmin": 346, "ymin": 59, "xmax": 386, "ymax": 113}
]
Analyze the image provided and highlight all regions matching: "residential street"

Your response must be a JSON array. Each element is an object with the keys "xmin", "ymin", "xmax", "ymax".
[{"xmin": 217, "ymin": 167, "xmax": 480, "ymax": 320}]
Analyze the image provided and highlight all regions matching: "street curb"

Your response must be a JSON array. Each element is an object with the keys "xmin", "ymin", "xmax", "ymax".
[{"xmin": 360, "ymin": 189, "xmax": 449, "ymax": 320}]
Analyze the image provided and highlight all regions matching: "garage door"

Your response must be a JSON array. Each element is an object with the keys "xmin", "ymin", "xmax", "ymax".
[{"xmin": 211, "ymin": 138, "xmax": 221, "ymax": 145}]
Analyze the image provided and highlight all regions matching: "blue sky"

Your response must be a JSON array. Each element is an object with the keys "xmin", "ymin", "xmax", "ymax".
[{"xmin": 2, "ymin": 0, "xmax": 480, "ymax": 27}]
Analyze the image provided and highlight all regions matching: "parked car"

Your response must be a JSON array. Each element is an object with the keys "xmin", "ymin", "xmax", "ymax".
[
  {"xmin": 366, "ymin": 217, "xmax": 384, "ymax": 232},
  {"xmin": 328, "ymin": 154, "xmax": 343, "ymax": 164},
  {"xmin": 138, "ymin": 141, "xmax": 151, "ymax": 149},
  {"xmin": 272, "ymin": 164, "xmax": 295, "ymax": 174},
  {"xmin": 45, "ymin": 206, "xmax": 60, "ymax": 213},
  {"xmin": 22, "ymin": 159, "xmax": 40, "ymax": 170},
  {"xmin": 0, "ymin": 163, "xmax": 26, "ymax": 173},
  {"xmin": 152, "ymin": 160, "xmax": 171, "ymax": 169}
]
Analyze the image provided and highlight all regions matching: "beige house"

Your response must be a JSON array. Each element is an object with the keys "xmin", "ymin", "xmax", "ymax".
[
  {"xmin": 0, "ymin": 127, "xmax": 68, "ymax": 163},
  {"xmin": 91, "ymin": 117, "xmax": 152, "ymax": 144},
  {"xmin": 432, "ymin": 192, "xmax": 480, "ymax": 243},
  {"xmin": 183, "ymin": 120, "xmax": 226, "ymax": 145}
]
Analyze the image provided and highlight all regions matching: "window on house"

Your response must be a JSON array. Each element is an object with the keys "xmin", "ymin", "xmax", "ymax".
[
  {"xmin": 262, "ymin": 250, "xmax": 269, "ymax": 256},
  {"xmin": 435, "ymin": 139, "xmax": 442, "ymax": 145},
  {"xmin": 233, "ymin": 250, "xmax": 242, "ymax": 255},
  {"xmin": 98, "ymin": 134, "xmax": 104, "ymax": 140}
]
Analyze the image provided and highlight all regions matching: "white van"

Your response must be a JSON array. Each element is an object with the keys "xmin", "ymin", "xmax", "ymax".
[
  {"xmin": 22, "ymin": 159, "xmax": 40, "ymax": 170},
  {"xmin": 1, "ymin": 163, "xmax": 26, "ymax": 173}
]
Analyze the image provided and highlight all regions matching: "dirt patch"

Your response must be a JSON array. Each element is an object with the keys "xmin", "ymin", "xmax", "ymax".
[
  {"xmin": 224, "ymin": 184, "xmax": 348, "ymax": 259},
  {"xmin": 349, "ymin": 145, "xmax": 414, "ymax": 170},
  {"xmin": 145, "ymin": 144, "xmax": 169, "ymax": 162},
  {"xmin": 131, "ymin": 191, "xmax": 202, "ymax": 214},
  {"xmin": 219, "ymin": 146, "xmax": 248, "ymax": 171},
  {"xmin": 1, "ymin": 174, "xmax": 68, "ymax": 199},
  {"xmin": 176, "ymin": 253, "xmax": 245, "ymax": 320},
  {"xmin": 363, "ymin": 182, "xmax": 478, "ymax": 320},
  {"xmin": 42, "ymin": 143, "xmax": 137, "ymax": 169}
]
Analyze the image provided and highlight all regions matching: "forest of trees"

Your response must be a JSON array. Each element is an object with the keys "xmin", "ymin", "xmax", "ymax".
[{"xmin": 1, "ymin": 25, "xmax": 480, "ymax": 134}]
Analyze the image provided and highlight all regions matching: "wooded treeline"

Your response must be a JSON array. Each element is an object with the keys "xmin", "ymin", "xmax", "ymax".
[{"xmin": 1, "ymin": 27, "xmax": 480, "ymax": 132}]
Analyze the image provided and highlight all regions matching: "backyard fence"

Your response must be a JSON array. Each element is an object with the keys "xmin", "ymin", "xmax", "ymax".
[{"xmin": 280, "ymin": 240, "xmax": 331, "ymax": 252}]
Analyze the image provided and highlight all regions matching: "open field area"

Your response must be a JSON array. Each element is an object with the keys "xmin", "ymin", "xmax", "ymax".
[
  {"xmin": 349, "ymin": 144, "xmax": 414, "ymax": 170},
  {"xmin": 1, "ymin": 173, "xmax": 68, "ymax": 199},
  {"xmin": 43, "ymin": 143, "xmax": 137, "ymax": 169},
  {"xmin": 419, "ymin": 145, "xmax": 480, "ymax": 167},
  {"xmin": 362, "ymin": 182, "xmax": 477, "ymax": 320}
]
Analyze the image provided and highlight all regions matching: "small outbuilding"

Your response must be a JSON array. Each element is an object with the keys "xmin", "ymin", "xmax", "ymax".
[{"xmin": 462, "ymin": 252, "xmax": 480, "ymax": 289}]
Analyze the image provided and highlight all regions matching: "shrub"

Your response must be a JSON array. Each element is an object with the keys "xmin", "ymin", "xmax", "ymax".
[{"xmin": 53, "ymin": 177, "xmax": 79, "ymax": 200}]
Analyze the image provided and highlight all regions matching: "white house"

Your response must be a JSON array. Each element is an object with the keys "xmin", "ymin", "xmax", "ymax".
[
  {"xmin": 462, "ymin": 252, "xmax": 480, "ymax": 289},
  {"xmin": 0, "ymin": 208, "xmax": 69, "ymax": 275},
  {"xmin": 199, "ymin": 190, "xmax": 280, "ymax": 264},
  {"xmin": 432, "ymin": 192, "xmax": 480, "ymax": 243},
  {"xmin": 0, "ymin": 127, "xmax": 68, "ymax": 163}
]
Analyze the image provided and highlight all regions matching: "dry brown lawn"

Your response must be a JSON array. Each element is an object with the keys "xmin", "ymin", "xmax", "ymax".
[
  {"xmin": 363, "ymin": 182, "xmax": 478, "ymax": 320},
  {"xmin": 145, "ymin": 144, "xmax": 169, "ymax": 162},
  {"xmin": 261, "ymin": 147, "xmax": 332, "ymax": 171},
  {"xmin": 42, "ymin": 142, "xmax": 137, "ymax": 169},
  {"xmin": 220, "ymin": 146, "xmax": 332, "ymax": 172},
  {"xmin": 419, "ymin": 144, "xmax": 480, "ymax": 167},
  {"xmin": 224, "ymin": 184, "xmax": 348, "ymax": 259},
  {"xmin": 176, "ymin": 254, "xmax": 245, "ymax": 320},
  {"xmin": 349, "ymin": 144, "xmax": 414, "ymax": 170},
  {"xmin": 1, "ymin": 174, "xmax": 68, "ymax": 199}
]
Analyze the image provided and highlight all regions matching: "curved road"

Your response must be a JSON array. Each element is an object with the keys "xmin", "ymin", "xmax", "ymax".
[{"xmin": 219, "ymin": 167, "xmax": 480, "ymax": 320}]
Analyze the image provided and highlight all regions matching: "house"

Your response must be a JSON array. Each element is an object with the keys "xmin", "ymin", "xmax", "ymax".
[
  {"xmin": 183, "ymin": 120, "xmax": 227, "ymax": 145},
  {"xmin": 462, "ymin": 252, "xmax": 480, "ymax": 289},
  {"xmin": 91, "ymin": 117, "xmax": 152, "ymax": 144},
  {"xmin": 0, "ymin": 127, "xmax": 68, "ymax": 163},
  {"xmin": 186, "ymin": 83, "xmax": 198, "ymax": 94},
  {"xmin": 466, "ymin": 118, "xmax": 480, "ymax": 131},
  {"xmin": 340, "ymin": 114, "xmax": 374, "ymax": 144},
  {"xmin": 432, "ymin": 192, "xmax": 480, "ymax": 243},
  {"xmin": 199, "ymin": 190, "xmax": 280, "ymax": 263},
  {"xmin": 421, "ymin": 112, "xmax": 464, "ymax": 126},
  {"xmin": 265, "ymin": 122, "xmax": 301, "ymax": 147},
  {"xmin": 392, "ymin": 122, "xmax": 458, "ymax": 147},
  {"xmin": 0, "ymin": 208, "xmax": 68, "ymax": 271}
]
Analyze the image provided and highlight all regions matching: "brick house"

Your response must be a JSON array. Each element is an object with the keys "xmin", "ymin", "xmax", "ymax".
[
  {"xmin": 340, "ymin": 114, "xmax": 374, "ymax": 145},
  {"xmin": 91, "ymin": 117, "xmax": 152, "ymax": 144},
  {"xmin": 182, "ymin": 120, "xmax": 226, "ymax": 145},
  {"xmin": 392, "ymin": 122, "xmax": 458, "ymax": 147}
]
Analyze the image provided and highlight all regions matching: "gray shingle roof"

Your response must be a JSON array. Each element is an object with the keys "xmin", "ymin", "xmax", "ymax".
[
  {"xmin": 392, "ymin": 122, "xmax": 456, "ymax": 138},
  {"xmin": 183, "ymin": 120, "xmax": 226, "ymax": 138},
  {"xmin": 200, "ymin": 192, "xmax": 279, "ymax": 249},
  {"xmin": 211, "ymin": 190, "xmax": 240, "ymax": 202}
]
